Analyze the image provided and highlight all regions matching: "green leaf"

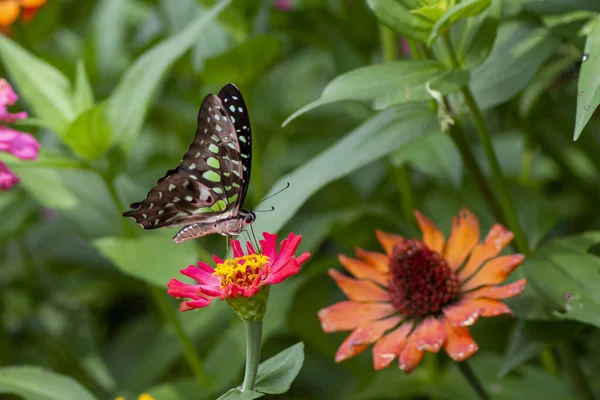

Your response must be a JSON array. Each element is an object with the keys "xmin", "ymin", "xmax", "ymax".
[
  {"xmin": 521, "ymin": 0, "xmax": 600, "ymax": 14},
  {"xmin": 0, "ymin": 35, "xmax": 75, "ymax": 135},
  {"xmin": 63, "ymin": 103, "xmax": 113, "ymax": 161},
  {"xmin": 0, "ymin": 149, "xmax": 86, "ymax": 170},
  {"xmin": 524, "ymin": 232, "xmax": 600, "ymax": 327},
  {"xmin": 283, "ymin": 61, "xmax": 467, "ymax": 125},
  {"xmin": 428, "ymin": 0, "xmax": 492, "ymax": 45},
  {"xmin": 258, "ymin": 104, "xmax": 438, "ymax": 236},
  {"xmin": 469, "ymin": 20, "xmax": 561, "ymax": 109},
  {"xmin": 0, "ymin": 365, "xmax": 97, "ymax": 400},
  {"xmin": 255, "ymin": 343, "xmax": 304, "ymax": 394},
  {"xmin": 366, "ymin": 0, "xmax": 433, "ymax": 42},
  {"xmin": 106, "ymin": 0, "xmax": 232, "ymax": 151},
  {"xmin": 72, "ymin": 60, "xmax": 95, "ymax": 115},
  {"xmin": 574, "ymin": 17, "xmax": 600, "ymax": 140},
  {"xmin": 91, "ymin": 232, "xmax": 198, "ymax": 286},
  {"xmin": 451, "ymin": 0, "xmax": 500, "ymax": 69},
  {"xmin": 499, "ymin": 320, "xmax": 580, "ymax": 378},
  {"xmin": 203, "ymin": 35, "xmax": 282, "ymax": 86}
]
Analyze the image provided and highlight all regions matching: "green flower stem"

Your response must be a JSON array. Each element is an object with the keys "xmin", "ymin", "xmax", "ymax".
[
  {"xmin": 457, "ymin": 361, "xmax": 491, "ymax": 400},
  {"xmin": 241, "ymin": 318, "xmax": 263, "ymax": 392},
  {"xmin": 99, "ymin": 172, "xmax": 211, "ymax": 389},
  {"xmin": 379, "ymin": 25, "xmax": 416, "ymax": 222},
  {"xmin": 557, "ymin": 343, "xmax": 596, "ymax": 400},
  {"xmin": 442, "ymin": 35, "xmax": 529, "ymax": 255},
  {"xmin": 149, "ymin": 285, "xmax": 212, "ymax": 389}
]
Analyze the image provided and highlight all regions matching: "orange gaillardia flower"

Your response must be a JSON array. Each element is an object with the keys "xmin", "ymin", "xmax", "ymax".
[
  {"xmin": 0, "ymin": 0, "xmax": 46, "ymax": 27},
  {"xmin": 318, "ymin": 209, "xmax": 526, "ymax": 373}
]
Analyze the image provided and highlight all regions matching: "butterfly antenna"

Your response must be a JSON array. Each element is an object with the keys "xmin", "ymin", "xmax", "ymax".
[
  {"xmin": 253, "ymin": 206, "xmax": 275, "ymax": 213},
  {"xmin": 254, "ymin": 182, "xmax": 290, "ymax": 208},
  {"xmin": 225, "ymin": 235, "xmax": 230, "ymax": 258},
  {"xmin": 249, "ymin": 224, "xmax": 261, "ymax": 252}
]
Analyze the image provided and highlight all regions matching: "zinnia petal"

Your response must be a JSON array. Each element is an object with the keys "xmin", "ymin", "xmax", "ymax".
[
  {"xmin": 442, "ymin": 301, "xmax": 483, "ymax": 327},
  {"xmin": 398, "ymin": 340, "xmax": 424, "ymax": 374},
  {"xmin": 414, "ymin": 210, "xmax": 445, "ymax": 253},
  {"xmin": 344, "ymin": 316, "xmax": 403, "ymax": 346},
  {"xmin": 461, "ymin": 254, "xmax": 524, "ymax": 291},
  {"xmin": 472, "ymin": 298, "xmax": 513, "ymax": 317},
  {"xmin": 318, "ymin": 301, "xmax": 396, "ymax": 332},
  {"xmin": 0, "ymin": 162, "xmax": 18, "ymax": 190},
  {"xmin": 443, "ymin": 319, "xmax": 478, "ymax": 361},
  {"xmin": 0, "ymin": 78, "xmax": 18, "ymax": 106},
  {"xmin": 328, "ymin": 269, "xmax": 389, "ymax": 302},
  {"xmin": 338, "ymin": 254, "xmax": 387, "ymax": 286},
  {"xmin": 443, "ymin": 208, "xmax": 480, "ymax": 270},
  {"xmin": 408, "ymin": 315, "xmax": 446, "ymax": 353},
  {"xmin": 375, "ymin": 230, "xmax": 404, "ymax": 255},
  {"xmin": 372, "ymin": 321, "xmax": 413, "ymax": 370},
  {"xmin": 462, "ymin": 278, "xmax": 527, "ymax": 301},
  {"xmin": 335, "ymin": 334, "xmax": 369, "ymax": 362},
  {"xmin": 0, "ymin": 127, "xmax": 40, "ymax": 159},
  {"xmin": 458, "ymin": 224, "xmax": 514, "ymax": 282},
  {"xmin": 355, "ymin": 248, "xmax": 389, "ymax": 272}
]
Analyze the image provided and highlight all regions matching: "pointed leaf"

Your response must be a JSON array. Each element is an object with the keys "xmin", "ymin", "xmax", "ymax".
[
  {"xmin": 0, "ymin": 35, "xmax": 75, "ymax": 135},
  {"xmin": 217, "ymin": 389, "xmax": 263, "ymax": 400},
  {"xmin": 255, "ymin": 343, "xmax": 304, "ymax": 394},
  {"xmin": 366, "ymin": 0, "xmax": 432, "ymax": 42},
  {"xmin": 106, "ymin": 0, "xmax": 232, "ymax": 151},
  {"xmin": 0, "ymin": 366, "xmax": 97, "ymax": 400},
  {"xmin": 283, "ymin": 61, "xmax": 467, "ymax": 125},
  {"xmin": 63, "ymin": 103, "xmax": 113, "ymax": 161},
  {"xmin": 72, "ymin": 60, "xmax": 95, "ymax": 115},
  {"xmin": 574, "ymin": 17, "xmax": 600, "ymax": 140}
]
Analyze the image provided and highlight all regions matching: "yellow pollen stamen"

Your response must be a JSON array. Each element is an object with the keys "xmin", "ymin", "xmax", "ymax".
[{"xmin": 213, "ymin": 254, "xmax": 270, "ymax": 289}]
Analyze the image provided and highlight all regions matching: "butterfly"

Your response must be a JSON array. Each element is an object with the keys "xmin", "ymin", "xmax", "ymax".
[{"xmin": 123, "ymin": 83, "xmax": 255, "ymax": 244}]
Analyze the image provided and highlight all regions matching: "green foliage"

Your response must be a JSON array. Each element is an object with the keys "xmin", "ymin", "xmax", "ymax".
[{"xmin": 2, "ymin": 0, "xmax": 600, "ymax": 399}]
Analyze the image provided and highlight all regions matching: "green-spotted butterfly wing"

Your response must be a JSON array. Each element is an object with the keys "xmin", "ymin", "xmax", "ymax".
[{"xmin": 122, "ymin": 83, "xmax": 254, "ymax": 243}]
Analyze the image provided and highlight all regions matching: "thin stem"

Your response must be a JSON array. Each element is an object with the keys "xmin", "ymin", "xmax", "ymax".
[
  {"xmin": 149, "ymin": 286, "xmax": 212, "ymax": 389},
  {"xmin": 406, "ymin": 39, "xmax": 424, "ymax": 60},
  {"xmin": 241, "ymin": 318, "xmax": 263, "ymax": 392},
  {"xmin": 100, "ymin": 173, "xmax": 135, "ymax": 237},
  {"xmin": 379, "ymin": 25, "xmax": 416, "ymax": 221},
  {"xmin": 442, "ymin": 35, "xmax": 529, "ymax": 255},
  {"xmin": 557, "ymin": 343, "xmax": 595, "ymax": 400},
  {"xmin": 457, "ymin": 361, "xmax": 491, "ymax": 400}
]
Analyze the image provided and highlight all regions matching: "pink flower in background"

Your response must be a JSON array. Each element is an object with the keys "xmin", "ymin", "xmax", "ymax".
[
  {"xmin": 0, "ymin": 78, "xmax": 39, "ymax": 190},
  {"xmin": 273, "ymin": 0, "xmax": 293, "ymax": 11}
]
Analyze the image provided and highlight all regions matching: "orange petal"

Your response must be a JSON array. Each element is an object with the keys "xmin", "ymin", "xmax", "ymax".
[
  {"xmin": 328, "ymin": 269, "xmax": 389, "ymax": 302},
  {"xmin": 345, "ymin": 316, "xmax": 403, "ymax": 347},
  {"xmin": 22, "ymin": 0, "xmax": 46, "ymax": 7},
  {"xmin": 335, "ymin": 333, "xmax": 370, "ymax": 362},
  {"xmin": 338, "ymin": 254, "xmax": 388, "ymax": 286},
  {"xmin": 473, "ymin": 298, "xmax": 513, "ymax": 317},
  {"xmin": 372, "ymin": 321, "xmax": 414, "ymax": 370},
  {"xmin": 414, "ymin": 210, "xmax": 445, "ymax": 254},
  {"xmin": 375, "ymin": 230, "xmax": 405, "ymax": 255},
  {"xmin": 399, "ymin": 340, "xmax": 424, "ymax": 374},
  {"xmin": 408, "ymin": 315, "xmax": 446, "ymax": 353},
  {"xmin": 443, "ymin": 208, "xmax": 480, "ymax": 270},
  {"xmin": 318, "ymin": 301, "xmax": 396, "ymax": 332},
  {"xmin": 355, "ymin": 247, "xmax": 389, "ymax": 273},
  {"xmin": 443, "ymin": 319, "xmax": 478, "ymax": 361},
  {"xmin": 0, "ymin": 1, "xmax": 20, "ymax": 26},
  {"xmin": 462, "ymin": 278, "xmax": 527, "ymax": 301},
  {"xmin": 442, "ymin": 301, "xmax": 483, "ymax": 327},
  {"xmin": 458, "ymin": 224, "xmax": 514, "ymax": 282},
  {"xmin": 461, "ymin": 254, "xmax": 524, "ymax": 291}
]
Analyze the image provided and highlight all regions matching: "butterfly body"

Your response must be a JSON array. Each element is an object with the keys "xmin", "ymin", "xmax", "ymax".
[{"xmin": 123, "ymin": 83, "xmax": 254, "ymax": 243}]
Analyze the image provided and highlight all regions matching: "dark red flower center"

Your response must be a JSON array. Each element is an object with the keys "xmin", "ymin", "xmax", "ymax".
[{"xmin": 387, "ymin": 239, "xmax": 459, "ymax": 317}]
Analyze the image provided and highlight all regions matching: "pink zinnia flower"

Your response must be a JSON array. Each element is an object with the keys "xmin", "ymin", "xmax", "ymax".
[
  {"xmin": 167, "ymin": 232, "xmax": 310, "ymax": 312},
  {"xmin": 0, "ymin": 78, "xmax": 40, "ymax": 190}
]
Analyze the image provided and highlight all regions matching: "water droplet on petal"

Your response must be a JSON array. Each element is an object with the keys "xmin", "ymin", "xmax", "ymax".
[{"xmin": 582, "ymin": 53, "xmax": 589, "ymax": 62}]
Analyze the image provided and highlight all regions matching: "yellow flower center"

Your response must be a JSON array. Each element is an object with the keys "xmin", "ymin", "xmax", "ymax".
[{"xmin": 214, "ymin": 254, "xmax": 270, "ymax": 289}]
